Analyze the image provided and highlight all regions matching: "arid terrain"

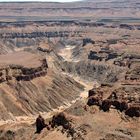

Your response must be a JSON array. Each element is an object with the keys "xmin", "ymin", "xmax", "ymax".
[{"xmin": 0, "ymin": 0, "xmax": 139, "ymax": 140}]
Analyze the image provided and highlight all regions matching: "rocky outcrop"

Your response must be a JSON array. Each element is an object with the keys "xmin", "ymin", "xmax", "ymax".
[
  {"xmin": 0, "ymin": 20, "xmax": 139, "ymax": 33},
  {"xmin": 0, "ymin": 31, "xmax": 80, "ymax": 39},
  {"xmin": 49, "ymin": 112, "xmax": 84, "ymax": 139},
  {"xmin": 114, "ymin": 59, "xmax": 129, "ymax": 67},
  {"xmin": 87, "ymin": 96, "xmax": 139, "ymax": 116},
  {"xmin": 125, "ymin": 105, "xmax": 140, "ymax": 117},
  {"xmin": 111, "ymin": 100, "xmax": 128, "ymax": 112},
  {"xmin": 114, "ymin": 54, "xmax": 140, "ymax": 68},
  {"xmin": 87, "ymin": 96, "xmax": 102, "ymax": 106},
  {"xmin": 82, "ymin": 38, "xmax": 95, "ymax": 47},
  {"xmin": 87, "ymin": 85, "xmax": 140, "ymax": 117},
  {"xmin": 61, "ymin": 60, "xmax": 121, "ymax": 83},
  {"xmin": 106, "ymin": 52, "xmax": 119, "ymax": 61},
  {"xmin": 0, "ymin": 59, "xmax": 48, "ymax": 83},
  {"xmin": 0, "ymin": 20, "xmax": 105, "ymax": 29},
  {"xmin": 37, "ymin": 47, "xmax": 52, "ymax": 53},
  {"xmin": 0, "ymin": 69, "xmax": 84, "ymax": 120},
  {"xmin": 88, "ymin": 48, "xmax": 121, "ymax": 61},
  {"xmin": 100, "ymin": 99, "xmax": 112, "ymax": 112},
  {"xmin": 88, "ymin": 88, "xmax": 103, "ymax": 98},
  {"xmin": 125, "ymin": 67, "xmax": 140, "ymax": 81},
  {"xmin": 88, "ymin": 89, "xmax": 97, "ymax": 97},
  {"xmin": 50, "ymin": 113, "xmax": 71, "ymax": 129},
  {"xmin": 88, "ymin": 51, "xmax": 102, "ymax": 61},
  {"xmin": 87, "ymin": 88, "xmax": 103, "ymax": 107},
  {"xmin": 120, "ymin": 24, "xmax": 134, "ymax": 30}
]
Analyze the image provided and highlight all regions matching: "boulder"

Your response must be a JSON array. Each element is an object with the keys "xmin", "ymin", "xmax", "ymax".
[
  {"xmin": 50, "ymin": 113, "xmax": 71, "ymax": 129},
  {"xmin": 36, "ymin": 115, "xmax": 47, "ymax": 133},
  {"xmin": 112, "ymin": 100, "xmax": 128, "ymax": 112},
  {"xmin": 100, "ymin": 99, "xmax": 111, "ymax": 112},
  {"xmin": 87, "ymin": 97, "xmax": 100, "ymax": 106},
  {"xmin": 125, "ymin": 106, "xmax": 140, "ymax": 117},
  {"xmin": 88, "ymin": 89, "xmax": 96, "ymax": 97},
  {"xmin": 83, "ymin": 38, "xmax": 95, "ymax": 47}
]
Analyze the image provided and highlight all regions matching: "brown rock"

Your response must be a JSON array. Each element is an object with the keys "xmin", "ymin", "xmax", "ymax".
[
  {"xmin": 50, "ymin": 113, "xmax": 71, "ymax": 130},
  {"xmin": 100, "ymin": 99, "xmax": 112, "ymax": 112},
  {"xmin": 36, "ymin": 115, "xmax": 47, "ymax": 133},
  {"xmin": 87, "ymin": 96, "xmax": 100, "ymax": 106},
  {"xmin": 125, "ymin": 106, "xmax": 140, "ymax": 117}
]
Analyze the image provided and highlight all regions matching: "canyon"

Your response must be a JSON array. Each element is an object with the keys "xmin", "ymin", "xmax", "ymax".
[{"xmin": 0, "ymin": 0, "xmax": 139, "ymax": 140}]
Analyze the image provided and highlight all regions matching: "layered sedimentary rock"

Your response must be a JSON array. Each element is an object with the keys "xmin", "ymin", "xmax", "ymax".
[
  {"xmin": 0, "ymin": 66, "xmax": 84, "ymax": 120},
  {"xmin": 0, "ymin": 59, "xmax": 48, "ymax": 83},
  {"xmin": 87, "ymin": 83, "xmax": 140, "ymax": 117},
  {"xmin": 0, "ymin": 49, "xmax": 84, "ymax": 120}
]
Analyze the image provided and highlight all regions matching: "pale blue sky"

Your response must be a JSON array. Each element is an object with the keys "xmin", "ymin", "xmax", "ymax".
[{"xmin": 0, "ymin": 0, "xmax": 83, "ymax": 2}]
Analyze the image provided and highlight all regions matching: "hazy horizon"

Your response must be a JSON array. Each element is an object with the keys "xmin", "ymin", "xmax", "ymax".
[{"xmin": 0, "ymin": 0, "xmax": 83, "ymax": 2}]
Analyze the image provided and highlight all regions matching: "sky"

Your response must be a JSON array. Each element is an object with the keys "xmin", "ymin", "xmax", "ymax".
[{"xmin": 0, "ymin": 0, "xmax": 83, "ymax": 2}]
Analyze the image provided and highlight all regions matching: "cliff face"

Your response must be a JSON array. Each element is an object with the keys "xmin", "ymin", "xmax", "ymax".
[
  {"xmin": 60, "ymin": 61, "xmax": 123, "ymax": 83},
  {"xmin": 0, "ymin": 1, "xmax": 139, "ymax": 140},
  {"xmin": 0, "ymin": 48, "xmax": 84, "ymax": 120},
  {"xmin": 0, "ymin": 17, "xmax": 139, "ymax": 121},
  {"xmin": 0, "ymin": 59, "xmax": 48, "ymax": 83},
  {"xmin": 0, "ymin": 68, "xmax": 84, "ymax": 120},
  {"xmin": 0, "ymin": 31, "xmax": 78, "ymax": 39},
  {"xmin": 0, "ymin": 19, "xmax": 140, "ymax": 55},
  {"xmin": 0, "ymin": 0, "xmax": 139, "ymax": 21}
]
